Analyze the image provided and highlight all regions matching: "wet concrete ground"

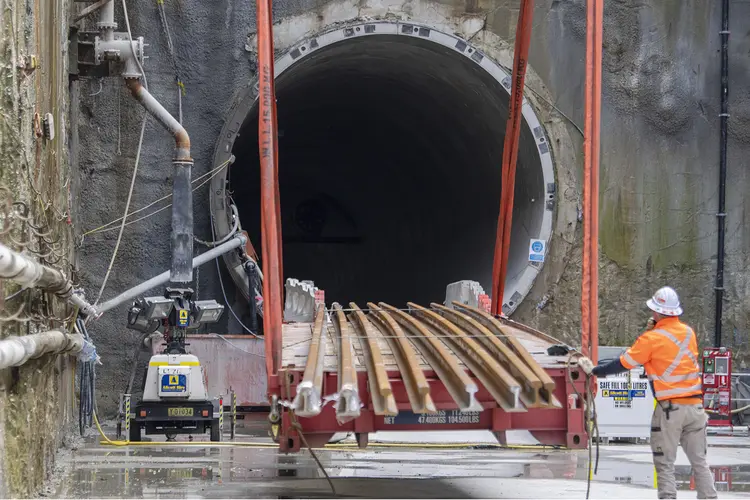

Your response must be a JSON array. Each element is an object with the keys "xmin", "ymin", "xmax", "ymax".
[{"xmin": 55, "ymin": 426, "xmax": 750, "ymax": 498}]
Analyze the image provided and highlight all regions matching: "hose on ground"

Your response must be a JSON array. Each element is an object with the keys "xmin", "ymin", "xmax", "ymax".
[
  {"xmin": 291, "ymin": 413, "xmax": 337, "ymax": 497},
  {"xmin": 705, "ymin": 403, "xmax": 750, "ymax": 415},
  {"xmin": 285, "ymin": 369, "xmax": 336, "ymax": 496},
  {"xmin": 566, "ymin": 351, "xmax": 599, "ymax": 500}
]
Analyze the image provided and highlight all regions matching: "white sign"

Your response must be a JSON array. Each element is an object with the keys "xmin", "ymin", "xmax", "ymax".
[{"xmin": 529, "ymin": 239, "xmax": 546, "ymax": 262}]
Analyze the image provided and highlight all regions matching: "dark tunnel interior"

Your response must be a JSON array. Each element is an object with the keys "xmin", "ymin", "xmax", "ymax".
[{"xmin": 229, "ymin": 35, "xmax": 546, "ymax": 307}]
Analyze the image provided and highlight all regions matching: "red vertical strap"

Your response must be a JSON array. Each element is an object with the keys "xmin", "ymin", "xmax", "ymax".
[
  {"xmin": 582, "ymin": 0, "xmax": 602, "ymax": 362},
  {"xmin": 490, "ymin": 0, "xmax": 535, "ymax": 315},
  {"xmin": 257, "ymin": 0, "xmax": 283, "ymax": 379}
]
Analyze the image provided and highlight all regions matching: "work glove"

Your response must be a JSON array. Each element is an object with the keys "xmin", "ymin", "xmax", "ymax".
[
  {"xmin": 646, "ymin": 317, "xmax": 656, "ymax": 330},
  {"xmin": 577, "ymin": 356, "xmax": 595, "ymax": 376}
]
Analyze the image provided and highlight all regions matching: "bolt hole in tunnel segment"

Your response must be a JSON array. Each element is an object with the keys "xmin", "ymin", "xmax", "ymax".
[{"xmin": 211, "ymin": 21, "xmax": 554, "ymax": 315}]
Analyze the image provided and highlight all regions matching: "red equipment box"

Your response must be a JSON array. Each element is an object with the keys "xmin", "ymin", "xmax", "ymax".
[{"xmin": 702, "ymin": 347, "xmax": 732, "ymax": 427}]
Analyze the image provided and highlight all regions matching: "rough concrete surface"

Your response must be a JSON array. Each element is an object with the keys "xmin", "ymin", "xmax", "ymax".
[
  {"xmin": 0, "ymin": 0, "xmax": 77, "ymax": 496},
  {"xmin": 73, "ymin": 0, "xmax": 750, "ymax": 418},
  {"xmin": 517, "ymin": 0, "xmax": 750, "ymax": 357}
]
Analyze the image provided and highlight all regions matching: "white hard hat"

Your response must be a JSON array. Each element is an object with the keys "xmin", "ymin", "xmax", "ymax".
[{"xmin": 646, "ymin": 286, "xmax": 683, "ymax": 316}]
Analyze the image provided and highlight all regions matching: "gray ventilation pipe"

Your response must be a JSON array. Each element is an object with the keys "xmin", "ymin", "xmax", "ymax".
[
  {"xmin": 124, "ymin": 78, "xmax": 194, "ymax": 284},
  {"xmin": 96, "ymin": 233, "xmax": 247, "ymax": 315},
  {"xmin": 0, "ymin": 330, "xmax": 84, "ymax": 370},
  {"xmin": 93, "ymin": 0, "xmax": 194, "ymax": 284},
  {"xmin": 0, "ymin": 242, "xmax": 97, "ymax": 316}
]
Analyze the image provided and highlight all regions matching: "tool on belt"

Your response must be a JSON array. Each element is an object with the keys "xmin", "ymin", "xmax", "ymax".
[{"xmin": 659, "ymin": 400, "xmax": 678, "ymax": 420}]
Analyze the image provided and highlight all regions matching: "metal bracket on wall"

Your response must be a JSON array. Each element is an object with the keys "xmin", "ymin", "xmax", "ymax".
[{"xmin": 68, "ymin": 28, "xmax": 113, "ymax": 79}]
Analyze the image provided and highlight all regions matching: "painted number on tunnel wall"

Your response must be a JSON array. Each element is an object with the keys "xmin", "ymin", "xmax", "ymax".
[{"xmin": 529, "ymin": 239, "xmax": 546, "ymax": 262}]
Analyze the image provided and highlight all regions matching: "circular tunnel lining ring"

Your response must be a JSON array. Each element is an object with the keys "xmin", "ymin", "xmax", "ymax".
[{"xmin": 211, "ymin": 20, "xmax": 555, "ymax": 315}]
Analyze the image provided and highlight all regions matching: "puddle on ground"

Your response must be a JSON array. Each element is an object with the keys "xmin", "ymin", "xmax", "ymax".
[{"xmin": 57, "ymin": 441, "xmax": 750, "ymax": 498}]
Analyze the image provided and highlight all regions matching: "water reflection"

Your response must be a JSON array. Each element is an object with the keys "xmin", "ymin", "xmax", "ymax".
[
  {"xmin": 57, "ymin": 440, "xmax": 750, "ymax": 498},
  {"xmin": 676, "ymin": 465, "xmax": 750, "ymax": 493}
]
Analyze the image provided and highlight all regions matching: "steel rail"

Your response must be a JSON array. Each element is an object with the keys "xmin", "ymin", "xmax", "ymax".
[
  {"xmin": 348, "ymin": 303, "xmax": 397, "ymax": 415},
  {"xmin": 381, "ymin": 303, "xmax": 482, "ymax": 412},
  {"xmin": 331, "ymin": 303, "xmax": 361, "ymax": 422},
  {"xmin": 408, "ymin": 303, "xmax": 524, "ymax": 412},
  {"xmin": 454, "ymin": 303, "xmax": 557, "ymax": 406},
  {"xmin": 291, "ymin": 304, "xmax": 328, "ymax": 417},
  {"xmin": 430, "ymin": 303, "xmax": 544, "ymax": 407},
  {"xmin": 368, "ymin": 302, "xmax": 436, "ymax": 414}
]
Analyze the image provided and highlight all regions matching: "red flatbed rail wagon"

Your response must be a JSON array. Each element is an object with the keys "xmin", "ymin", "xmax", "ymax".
[{"xmin": 269, "ymin": 302, "xmax": 588, "ymax": 452}]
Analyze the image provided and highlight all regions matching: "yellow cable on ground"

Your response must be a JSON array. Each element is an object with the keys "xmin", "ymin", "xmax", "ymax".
[
  {"xmin": 95, "ymin": 410, "xmax": 278, "ymax": 447},
  {"xmin": 100, "ymin": 440, "xmax": 279, "ymax": 448},
  {"xmin": 93, "ymin": 410, "xmax": 123, "ymax": 445},
  {"xmin": 325, "ymin": 443, "xmax": 565, "ymax": 450},
  {"xmin": 96, "ymin": 433, "xmax": 566, "ymax": 450}
]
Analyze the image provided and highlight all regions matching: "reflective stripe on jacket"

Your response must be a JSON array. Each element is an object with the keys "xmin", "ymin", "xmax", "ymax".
[{"xmin": 619, "ymin": 317, "xmax": 702, "ymax": 401}]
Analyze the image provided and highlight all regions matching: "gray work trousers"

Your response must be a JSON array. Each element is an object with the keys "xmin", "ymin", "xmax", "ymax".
[{"xmin": 651, "ymin": 402, "xmax": 718, "ymax": 499}]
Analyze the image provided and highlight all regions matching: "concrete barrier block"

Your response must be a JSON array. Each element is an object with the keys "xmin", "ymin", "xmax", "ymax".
[
  {"xmin": 444, "ymin": 280, "xmax": 486, "ymax": 309},
  {"xmin": 284, "ymin": 278, "xmax": 317, "ymax": 322}
]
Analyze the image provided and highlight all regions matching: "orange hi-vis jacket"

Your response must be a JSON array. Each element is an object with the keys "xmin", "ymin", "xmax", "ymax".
[{"xmin": 619, "ymin": 316, "xmax": 702, "ymax": 403}]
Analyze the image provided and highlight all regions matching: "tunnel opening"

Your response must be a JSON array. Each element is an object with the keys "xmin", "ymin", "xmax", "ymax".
[{"xmin": 212, "ymin": 22, "xmax": 554, "ymax": 314}]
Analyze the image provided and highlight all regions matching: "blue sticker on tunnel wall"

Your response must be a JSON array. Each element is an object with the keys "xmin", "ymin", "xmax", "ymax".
[{"xmin": 529, "ymin": 239, "xmax": 546, "ymax": 262}]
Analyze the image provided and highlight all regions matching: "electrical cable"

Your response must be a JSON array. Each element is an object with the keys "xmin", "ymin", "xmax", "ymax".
[
  {"xmin": 243, "ymin": 261, "xmax": 259, "ymax": 332},
  {"xmin": 82, "ymin": 160, "xmax": 230, "ymax": 237},
  {"xmin": 195, "ymin": 205, "xmax": 239, "ymax": 247},
  {"xmin": 209, "ymin": 333, "xmax": 265, "ymax": 358},
  {"xmin": 93, "ymin": 117, "xmax": 147, "ymax": 305},
  {"xmin": 282, "ymin": 369, "xmax": 336, "ymax": 496},
  {"xmin": 121, "ymin": 0, "xmax": 148, "ymax": 90},
  {"xmin": 291, "ymin": 411, "xmax": 337, "ymax": 497},
  {"xmin": 95, "ymin": 435, "xmax": 561, "ymax": 449},
  {"xmin": 3, "ymin": 288, "xmax": 26, "ymax": 302},
  {"xmin": 211, "ymin": 216, "xmax": 260, "ymax": 337},
  {"xmin": 155, "ymin": 0, "xmax": 184, "ymax": 125},
  {"xmin": 92, "ymin": 0, "xmax": 149, "ymax": 306},
  {"xmin": 77, "ymin": 317, "xmax": 96, "ymax": 437},
  {"xmin": 566, "ymin": 351, "xmax": 598, "ymax": 500}
]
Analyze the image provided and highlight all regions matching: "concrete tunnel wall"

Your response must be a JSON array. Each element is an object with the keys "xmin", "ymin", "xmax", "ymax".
[{"xmin": 74, "ymin": 0, "xmax": 750, "ymax": 414}]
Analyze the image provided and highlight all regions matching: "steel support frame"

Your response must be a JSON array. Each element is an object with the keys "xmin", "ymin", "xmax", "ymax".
[
  {"xmin": 490, "ymin": 0, "xmax": 535, "ymax": 314},
  {"xmin": 276, "ymin": 367, "xmax": 587, "ymax": 452},
  {"xmin": 581, "ymin": 0, "xmax": 603, "ymax": 362},
  {"xmin": 257, "ymin": 0, "xmax": 284, "ymax": 396}
]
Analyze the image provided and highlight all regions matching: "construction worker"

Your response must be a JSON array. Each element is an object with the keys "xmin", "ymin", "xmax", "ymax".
[{"xmin": 578, "ymin": 287, "xmax": 717, "ymax": 499}]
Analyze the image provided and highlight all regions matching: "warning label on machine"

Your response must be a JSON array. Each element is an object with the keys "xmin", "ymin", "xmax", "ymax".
[
  {"xmin": 599, "ymin": 380, "xmax": 648, "ymax": 409},
  {"xmin": 601, "ymin": 389, "xmax": 647, "ymax": 399},
  {"xmin": 161, "ymin": 374, "xmax": 187, "ymax": 393}
]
